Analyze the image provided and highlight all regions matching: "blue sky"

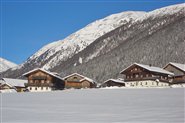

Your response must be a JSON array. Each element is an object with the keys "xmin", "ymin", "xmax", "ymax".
[{"xmin": 0, "ymin": 0, "xmax": 184, "ymax": 64}]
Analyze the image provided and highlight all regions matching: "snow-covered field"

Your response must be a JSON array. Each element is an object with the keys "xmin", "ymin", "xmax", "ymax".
[{"xmin": 1, "ymin": 88, "xmax": 184, "ymax": 123}]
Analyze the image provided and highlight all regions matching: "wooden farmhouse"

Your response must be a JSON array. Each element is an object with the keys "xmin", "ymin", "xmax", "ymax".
[
  {"xmin": 101, "ymin": 79, "xmax": 125, "ymax": 87},
  {"xmin": 23, "ymin": 68, "xmax": 64, "ymax": 92},
  {"xmin": 0, "ymin": 78, "xmax": 27, "ymax": 92},
  {"xmin": 63, "ymin": 73, "xmax": 96, "ymax": 89},
  {"xmin": 120, "ymin": 63, "xmax": 174, "ymax": 87},
  {"xmin": 164, "ymin": 62, "xmax": 185, "ymax": 87}
]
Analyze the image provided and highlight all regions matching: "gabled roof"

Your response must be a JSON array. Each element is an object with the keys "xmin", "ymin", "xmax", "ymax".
[
  {"xmin": 103, "ymin": 79, "xmax": 125, "ymax": 84},
  {"xmin": 120, "ymin": 63, "xmax": 174, "ymax": 75},
  {"xmin": 0, "ymin": 78, "xmax": 27, "ymax": 87},
  {"xmin": 80, "ymin": 77, "xmax": 96, "ymax": 84},
  {"xmin": 63, "ymin": 73, "xmax": 86, "ymax": 80},
  {"xmin": 23, "ymin": 68, "xmax": 63, "ymax": 80},
  {"xmin": 0, "ymin": 81, "xmax": 12, "ymax": 88},
  {"xmin": 164, "ymin": 62, "xmax": 185, "ymax": 72},
  {"xmin": 63, "ymin": 73, "xmax": 95, "ymax": 84}
]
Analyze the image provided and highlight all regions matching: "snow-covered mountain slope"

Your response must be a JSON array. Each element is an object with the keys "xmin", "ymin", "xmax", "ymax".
[
  {"xmin": 81, "ymin": 3, "xmax": 185, "ymax": 63},
  {"xmin": 27, "ymin": 11, "xmax": 146, "ymax": 69},
  {"xmin": 0, "ymin": 57, "xmax": 17, "ymax": 72}
]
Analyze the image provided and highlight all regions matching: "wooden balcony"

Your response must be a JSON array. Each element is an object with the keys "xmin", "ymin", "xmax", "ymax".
[
  {"xmin": 31, "ymin": 76, "xmax": 47, "ymax": 80},
  {"xmin": 173, "ymin": 79, "xmax": 185, "ymax": 84},
  {"xmin": 125, "ymin": 77, "xmax": 169, "ymax": 82},
  {"xmin": 27, "ymin": 82, "xmax": 54, "ymax": 87}
]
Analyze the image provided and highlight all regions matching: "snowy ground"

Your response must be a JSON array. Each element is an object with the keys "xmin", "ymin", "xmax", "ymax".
[{"xmin": 0, "ymin": 88, "xmax": 184, "ymax": 123}]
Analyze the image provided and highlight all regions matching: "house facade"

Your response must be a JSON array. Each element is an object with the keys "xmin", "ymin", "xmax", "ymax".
[
  {"xmin": 63, "ymin": 73, "xmax": 96, "ymax": 89},
  {"xmin": 0, "ymin": 78, "xmax": 27, "ymax": 92},
  {"xmin": 23, "ymin": 68, "xmax": 64, "ymax": 92},
  {"xmin": 101, "ymin": 79, "xmax": 125, "ymax": 87},
  {"xmin": 164, "ymin": 62, "xmax": 185, "ymax": 87},
  {"xmin": 120, "ymin": 63, "xmax": 174, "ymax": 87}
]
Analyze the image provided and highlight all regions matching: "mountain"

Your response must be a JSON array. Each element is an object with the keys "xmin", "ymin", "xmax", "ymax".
[
  {"xmin": 2, "ymin": 3, "xmax": 185, "ymax": 83},
  {"xmin": 0, "ymin": 57, "xmax": 17, "ymax": 72},
  {"xmin": 27, "ymin": 11, "xmax": 146, "ymax": 70}
]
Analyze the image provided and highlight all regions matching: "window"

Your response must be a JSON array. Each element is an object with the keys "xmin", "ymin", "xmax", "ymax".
[
  {"xmin": 46, "ymin": 87, "xmax": 48, "ymax": 90},
  {"xmin": 41, "ymin": 87, "xmax": 43, "ymax": 90},
  {"xmin": 35, "ymin": 87, "xmax": 37, "ymax": 90},
  {"xmin": 136, "ymin": 74, "xmax": 139, "ymax": 78},
  {"xmin": 73, "ymin": 77, "xmax": 77, "ymax": 79},
  {"xmin": 30, "ymin": 87, "xmax": 32, "ymax": 90}
]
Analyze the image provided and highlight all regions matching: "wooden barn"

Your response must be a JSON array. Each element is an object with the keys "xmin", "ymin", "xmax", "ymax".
[
  {"xmin": 0, "ymin": 78, "xmax": 27, "ymax": 92},
  {"xmin": 101, "ymin": 79, "xmax": 125, "ymax": 87},
  {"xmin": 63, "ymin": 73, "xmax": 96, "ymax": 89},
  {"xmin": 23, "ymin": 68, "xmax": 64, "ymax": 92},
  {"xmin": 120, "ymin": 63, "xmax": 174, "ymax": 87},
  {"xmin": 164, "ymin": 62, "xmax": 185, "ymax": 87}
]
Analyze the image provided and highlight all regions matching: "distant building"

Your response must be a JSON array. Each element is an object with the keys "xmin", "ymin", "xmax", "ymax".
[
  {"xmin": 0, "ymin": 82, "xmax": 14, "ymax": 90},
  {"xmin": 0, "ymin": 78, "xmax": 27, "ymax": 92},
  {"xmin": 101, "ymin": 79, "xmax": 125, "ymax": 87},
  {"xmin": 120, "ymin": 63, "xmax": 174, "ymax": 87},
  {"xmin": 63, "ymin": 73, "xmax": 96, "ymax": 89},
  {"xmin": 23, "ymin": 68, "xmax": 64, "ymax": 92},
  {"xmin": 164, "ymin": 62, "xmax": 185, "ymax": 87}
]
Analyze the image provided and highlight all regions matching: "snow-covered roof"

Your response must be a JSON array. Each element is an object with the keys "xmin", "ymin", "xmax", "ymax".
[
  {"xmin": 0, "ymin": 78, "xmax": 27, "ymax": 87},
  {"xmin": 80, "ymin": 77, "xmax": 95, "ymax": 84},
  {"xmin": 23, "ymin": 68, "xmax": 63, "ymax": 80},
  {"xmin": 63, "ymin": 73, "xmax": 86, "ymax": 80},
  {"xmin": 120, "ymin": 63, "xmax": 174, "ymax": 75},
  {"xmin": 0, "ymin": 81, "xmax": 12, "ymax": 88},
  {"xmin": 63, "ymin": 73, "xmax": 95, "ymax": 84},
  {"xmin": 164, "ymin": 62, "xmax": 185, "ymax": 72},
  {"xmin": 104, "ymin": 79, "xmax": 125, "ymax": 84}
]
